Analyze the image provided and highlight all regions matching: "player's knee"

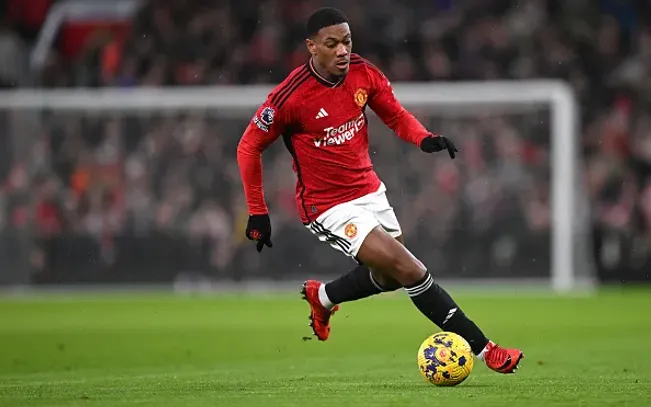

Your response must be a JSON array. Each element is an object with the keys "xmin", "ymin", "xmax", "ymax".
[
  {"xmin": 370, "ymin": 269, "xmax": 401, "ymax": 291},
  {"xmin": 389, "ymin": 254, "xmax": 427, "ymax": 286},
  {"xmin": 358, "ymin": 227, "xmax": 426, "ymax": 286}
]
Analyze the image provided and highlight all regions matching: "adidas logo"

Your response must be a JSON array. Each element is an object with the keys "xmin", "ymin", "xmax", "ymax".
[{"xmin": 315, "ymin": 108, "xmax": 328, "ymax": 119}]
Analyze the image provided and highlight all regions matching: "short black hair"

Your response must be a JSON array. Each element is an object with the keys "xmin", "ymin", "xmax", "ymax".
[{"xmin": 305, "ymin": 7, "xmax": 349, "ymax": 38}]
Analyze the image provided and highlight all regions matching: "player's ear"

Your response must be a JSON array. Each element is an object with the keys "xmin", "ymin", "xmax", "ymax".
[{"xmin": 305, "ymin": 37, "xmax": 317, "ymax": 56}]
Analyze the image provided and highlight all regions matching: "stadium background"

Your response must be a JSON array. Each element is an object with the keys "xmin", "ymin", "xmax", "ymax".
[{"xmin": 0, "ymin": 0, "xmax": 650, "ymax": 288}]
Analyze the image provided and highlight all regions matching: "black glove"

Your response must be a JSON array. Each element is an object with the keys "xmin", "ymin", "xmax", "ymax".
[
  {"xmin": 420, "ymin": 135, "xmax": 458, "ymax": 159},
  {"xmin": 245, "ymin": 214, "xmax": 273, "ymax": 252}
]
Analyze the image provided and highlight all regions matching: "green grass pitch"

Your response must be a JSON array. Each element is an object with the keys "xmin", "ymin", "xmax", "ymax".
[{"xmin": 1, "ymin": 287, "xmax": 650, "ymax": 406}]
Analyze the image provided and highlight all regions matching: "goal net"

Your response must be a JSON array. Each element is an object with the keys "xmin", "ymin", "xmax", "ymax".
[{"xmin": 0, "ymin": 81, "xmax": 593, "ymax": 292}]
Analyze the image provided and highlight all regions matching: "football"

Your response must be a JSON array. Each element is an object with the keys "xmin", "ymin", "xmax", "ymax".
[{"xmin": 417, "ymin": 331, "xmax": 474, "ymax": 386}]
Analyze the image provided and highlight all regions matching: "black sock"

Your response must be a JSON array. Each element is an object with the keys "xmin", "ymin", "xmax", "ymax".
[
  {"xmin": 405, "ymin": 273, "xmax": 489, "ymax": 355},
  {"xmin": 324, "ymin": 265, "xmax": 391, "ymax": 304}
]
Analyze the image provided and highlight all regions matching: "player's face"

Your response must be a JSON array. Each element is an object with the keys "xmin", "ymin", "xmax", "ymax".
[{"xmin": 307, "ymin": 23, "xmax": 352, "ymax": 77}]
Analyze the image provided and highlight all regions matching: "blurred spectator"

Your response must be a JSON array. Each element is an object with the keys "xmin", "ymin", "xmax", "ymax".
[{"xmin": 0, "ymin": 17, "xmax": 27, "ymax": 87}]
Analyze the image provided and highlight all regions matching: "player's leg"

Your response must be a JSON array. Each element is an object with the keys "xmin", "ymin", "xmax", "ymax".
[
  {"xmin": 320, "ymin": 186, "xmax": 405, "ymax": 303},
  {"xmin": 319, "ymin": 237, "xmax": 405, "ymax": 307},
  {"xmin": 355, "ymin": 226, "xmax": 524, "ymax": 373},
  {"xmin": 356, "ymin": 227, "xmax": 488, "ymax": 352},
  {"xmin": 301, "ymin": 194, "xmax": 404, "ymax": 341},
  {"xmin": 302, "ymin": 185, "xmax": 411, "ymax": 339},
  {"xmin": 314, "ymin": 263, "xmax": 400, "ymax": 309},
  {"xmin": 304, "ymin": 196, "xmax": 403, "ymax": 310},
  {"xmin": 370, "ymin": 234, "xmax": 405, "ymax": 290},
  {"xmin": 301, "ymin": 260, "xmax": 397, "ymax": 341},
  {"xmin": 301, "ymin": 259, "xmax": 400, "ymax": 341}
]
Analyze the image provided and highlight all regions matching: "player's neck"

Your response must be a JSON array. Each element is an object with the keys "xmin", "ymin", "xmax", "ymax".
[{"xmin": 309, "ymin": 57, "xmax": 344, "ymax": 85}]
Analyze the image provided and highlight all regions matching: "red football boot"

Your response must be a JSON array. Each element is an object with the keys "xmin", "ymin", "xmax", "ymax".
[
  {"xmin": 483, "ymin": 341, "xmax": 524, "ymax": 373},
  {"xmin": 301, "ymin": 280, "xmax": 339, "ymax": 341}
]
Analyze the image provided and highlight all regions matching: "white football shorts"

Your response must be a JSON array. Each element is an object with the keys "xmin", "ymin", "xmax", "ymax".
[{"xmin": 305, "ymin": 182, "xmax": 402, "ymax": 258}]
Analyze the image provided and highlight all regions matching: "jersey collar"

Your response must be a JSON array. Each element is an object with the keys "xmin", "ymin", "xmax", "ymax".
[{"xmin": 307, "ymin": 58, "xmax": 345, "ymax": 88}]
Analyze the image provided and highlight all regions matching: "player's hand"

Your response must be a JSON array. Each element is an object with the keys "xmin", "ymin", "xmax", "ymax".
[
  {"xmin": 420, "ymin": 135, "xmax": 458, "ymax": 159},
  {"xmin": 245, "ymin": 214, "xmax": 273, "ymax": 252}
]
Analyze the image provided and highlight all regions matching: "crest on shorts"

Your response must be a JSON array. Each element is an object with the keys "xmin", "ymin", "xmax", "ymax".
[
  {"xmin": 354, "ymin": 88, "xmax": 368, "ymax": 108},
  {"xmin": 344, "ymin": 223, "xmax": 358, "ymax": 239}
]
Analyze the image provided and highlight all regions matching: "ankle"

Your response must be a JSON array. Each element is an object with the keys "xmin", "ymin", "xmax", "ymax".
[
  {"xmin": 319, "ymin": 283, "xmax": 336, "ymax": 309},
  {"xmin": 476, "ymin": 340, "xmax": 494, "ymax": 360}
]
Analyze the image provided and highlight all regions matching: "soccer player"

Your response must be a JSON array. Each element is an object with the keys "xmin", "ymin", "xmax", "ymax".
[{"xmin": 237, "ymin": 7, "xmax": 523, "ymax": 373}]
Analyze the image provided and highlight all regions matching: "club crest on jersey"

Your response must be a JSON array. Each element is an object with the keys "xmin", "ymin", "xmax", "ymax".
[
  {"xmin": 354, "ymin": 88, "xmax": 368, "ymax": 108},
  {"xmin": 253, "ymin": 106, "xmax": 274, "ymax": 132}
]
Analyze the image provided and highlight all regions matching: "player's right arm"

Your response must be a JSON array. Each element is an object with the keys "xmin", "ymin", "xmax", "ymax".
[{"xmin": 236, "ymin": 99, "xmax": 288, "ymax": 251}]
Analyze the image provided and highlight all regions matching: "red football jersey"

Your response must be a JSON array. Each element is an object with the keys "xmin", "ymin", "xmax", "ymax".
[{"xmin": 237, "ymin": 54, "xmax": 434, "ymax": 224}]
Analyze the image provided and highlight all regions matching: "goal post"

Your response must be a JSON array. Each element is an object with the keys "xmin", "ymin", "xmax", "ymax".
[{"xmin": 0, "ymin": 80, "xmax": 591, "ymax": 292}]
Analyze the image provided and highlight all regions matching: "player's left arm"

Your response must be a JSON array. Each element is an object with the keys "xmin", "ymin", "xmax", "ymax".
[{"xmin": 365, "ymin": 63, "xmax": 458, "ymax": 159}]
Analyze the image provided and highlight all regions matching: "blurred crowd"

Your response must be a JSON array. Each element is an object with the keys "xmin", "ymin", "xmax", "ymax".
[{"xmin": 1, "ymin": 0, "xmax": 650, "ymax": 284}]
